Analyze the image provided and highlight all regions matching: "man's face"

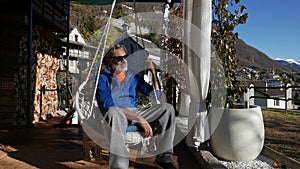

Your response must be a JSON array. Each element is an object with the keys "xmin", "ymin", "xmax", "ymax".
[{"xmin": 110, "ymin": 48, "xmax": 128, "ymax": 73}]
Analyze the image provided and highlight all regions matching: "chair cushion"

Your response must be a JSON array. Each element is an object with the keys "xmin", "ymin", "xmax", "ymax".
[
  {"xmin": 126, "ymin": 124, "xmax": 143, "ymax": 132},
  {"xmin": 125, "ymin": 124, "xmax": 144, "ymax": 146}
]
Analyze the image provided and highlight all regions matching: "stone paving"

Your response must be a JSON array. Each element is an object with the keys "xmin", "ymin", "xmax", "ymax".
[{"xmin": 0, "ymin": 116, "xmax": 211, "ymax": 169}]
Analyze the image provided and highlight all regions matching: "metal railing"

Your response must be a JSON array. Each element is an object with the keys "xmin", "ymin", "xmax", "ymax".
[{"xmin": 248, "ymin": 85, "xmax": 300, "ymax": 110}]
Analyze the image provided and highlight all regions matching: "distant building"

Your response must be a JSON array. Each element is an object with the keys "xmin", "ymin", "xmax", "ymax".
[
  {"xmin": 60, "ymin": 27, "xmax": 94, "ymax": 74},
  {"xmin": 245, "ymin": 80, "xmax": 293, "ymax": 110},
  {"xmin": 58, "ymin": 28, "xmax": 98, "ymax": 124},
  {"xmin": 292, "ymin": 88, "xmax": 300, "ymax": 109},
  {"xmin": 263, "ymin": 78, "xmax": 283, "ymax": 87},
  {"xmin": 57, "ymin": 28, "xmax": 96, "ymax": 111}
]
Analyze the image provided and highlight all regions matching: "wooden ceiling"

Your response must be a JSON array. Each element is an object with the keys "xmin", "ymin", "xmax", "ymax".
[{"xmin": 33, "ymin": 0, "xmax": 69, "ymax": 34}]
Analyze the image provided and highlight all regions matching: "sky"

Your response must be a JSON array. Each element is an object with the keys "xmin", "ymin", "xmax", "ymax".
[{"xmin": 235, "ymin": 0, "xmax": 300, "ymax": 61}]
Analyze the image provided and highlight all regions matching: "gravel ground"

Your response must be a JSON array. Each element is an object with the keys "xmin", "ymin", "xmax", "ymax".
[
  {"xmin": 199, "ymin": 149, "xmax": 275, "ymax": 169},
  {"xmin": 217, "ymin": 155, "xmax": 274, "ymax": 169}
]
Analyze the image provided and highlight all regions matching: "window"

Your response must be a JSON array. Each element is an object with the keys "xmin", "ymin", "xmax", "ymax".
[
  {"xmin": 274, "ymin": 99, "xmax": 280, "ymax": 106},
  {"xmin": 75, "ymin": 35, "xmax": 78, "ymax": 42},
  {"xmin": 69, "ymin": 60, "xmax": 75, "ymax": 68}
]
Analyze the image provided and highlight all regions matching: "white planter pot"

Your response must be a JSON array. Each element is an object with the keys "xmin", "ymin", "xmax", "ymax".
[{"xmin": 209, "ymin": 105, "xmax": 265, "ymax": 161}]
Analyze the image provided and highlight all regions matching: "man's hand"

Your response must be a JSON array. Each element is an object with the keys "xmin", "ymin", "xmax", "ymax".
[
  {"xmin": 136, "ymin": 115, "xmax": 153, "ymax": 138},
  {"xmin": 145, "ymin": 57, "xmax": 159, "ymax": 90},
  {"xmin": 121, "ymin": 108, "xmax": 153, "ymax": 138}
]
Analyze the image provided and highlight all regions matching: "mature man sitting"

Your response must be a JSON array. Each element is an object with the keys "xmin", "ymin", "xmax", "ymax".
[{"xmin": 95, "ymin": 44, "xmax": 176, "ymax": 169}]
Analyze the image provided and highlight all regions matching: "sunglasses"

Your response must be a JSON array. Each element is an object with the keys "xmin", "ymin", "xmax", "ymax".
[{"xmin": 108, "ymin": 55, "xmax": 129, "ymax": 61}]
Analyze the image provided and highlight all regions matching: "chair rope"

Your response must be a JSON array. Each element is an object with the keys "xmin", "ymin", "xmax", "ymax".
[
  {"xmin": 76, "ymin": 0, "xmax": 117, "ymax": 123},
  {"xmin": 89, "ymin": 0, "xmax": 117, "ymax": 115}
]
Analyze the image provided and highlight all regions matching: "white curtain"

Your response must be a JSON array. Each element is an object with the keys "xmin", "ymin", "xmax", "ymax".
[{"xmin": 183, "ymin": 0, "xmax": 211, "ymax": 148}]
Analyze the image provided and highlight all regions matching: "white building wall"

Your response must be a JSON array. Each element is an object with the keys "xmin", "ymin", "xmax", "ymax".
[
  {"xmin": 267, "ymin": 98, "xmax": 286, "ymax": 109},
  {"xmin": 69, "ymin": 28, "xmax": 86, "ymax": 44}
]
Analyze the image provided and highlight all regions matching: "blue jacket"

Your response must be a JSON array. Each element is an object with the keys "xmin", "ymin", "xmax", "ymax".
[{"xmin": 95, "ymin": 68, "xmax": 159, "ymax": 112}]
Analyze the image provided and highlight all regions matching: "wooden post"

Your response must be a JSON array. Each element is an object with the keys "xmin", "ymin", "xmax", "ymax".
[
  {"xmin": 27, "ymin": 0, "xmax": 34, "ymax": 127},
  {"xmin": 66, "ymin": 0, "xmax": 71, "ymax": 108}
]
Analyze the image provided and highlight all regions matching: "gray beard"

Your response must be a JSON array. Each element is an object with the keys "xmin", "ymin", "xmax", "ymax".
[{"xmin": 112, "ymin": 61, "xmax": 128, "ymax": 72}]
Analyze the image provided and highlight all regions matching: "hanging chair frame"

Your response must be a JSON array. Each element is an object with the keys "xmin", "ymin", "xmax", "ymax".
[{"xmin": 75, "ymin": 0, "xmax": 169, "ymax": 160}]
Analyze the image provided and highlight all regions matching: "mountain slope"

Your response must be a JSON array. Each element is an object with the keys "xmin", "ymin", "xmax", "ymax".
[
  {"xmin": 275, "ymin": 59, "xmax": 300, "ymax": 71},
  {"xmin": 69, "ymin": 2, "xmax": 296, "ymax": 75},
  {"xmin": 235, "ymin": 39, "xmax": 295, "ymax": 74}
]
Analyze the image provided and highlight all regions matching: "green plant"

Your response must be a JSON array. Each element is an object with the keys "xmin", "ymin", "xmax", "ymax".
[{"xmin": 211, "ymin": 0, "xmax": 248, "ymax": 108}]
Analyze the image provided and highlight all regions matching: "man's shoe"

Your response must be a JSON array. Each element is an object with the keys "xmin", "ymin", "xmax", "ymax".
[{"xmin": 155, "ymin": 159, "xmax": 176, "ymax": 169}]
